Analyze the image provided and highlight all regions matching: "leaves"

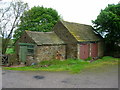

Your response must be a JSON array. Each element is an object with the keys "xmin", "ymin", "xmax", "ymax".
[
  {"xmin": 13, "ymin": 6, "xmax": 60, "ymax": 42},
  {"xmin": 92, "ymin": 3, "xmax": 120, "ymax": 49}
]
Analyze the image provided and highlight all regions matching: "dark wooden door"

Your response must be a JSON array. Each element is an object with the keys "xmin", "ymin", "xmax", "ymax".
[
  {"xmin": 91, "ymin": 43, "xmax": 98, "ymax": 58},
  {"xmin": 80, "ymin": 44, "xmax": 89, "ymax": 59}
]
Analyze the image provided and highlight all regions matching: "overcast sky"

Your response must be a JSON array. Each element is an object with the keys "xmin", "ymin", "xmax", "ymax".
[{"xmin": 2, "ymin": 0, "xmax": 120, "ymax": 25}]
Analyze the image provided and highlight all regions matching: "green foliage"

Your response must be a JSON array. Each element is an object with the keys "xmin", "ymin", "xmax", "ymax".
[
  {"xmin": 6, "ymin": 48, "xmax": 15, "ymax": 54},
  {"xmin": 13, "ymin": 6, "xmax": 60, "ymax": 42},
  {"xmin": 3, "ymin": 59, "xmax": 89, "ymax": 73},
  {"xmin": 7, "ymin": 39, "xmax": 14, "ymax": 47},
  {"xmin": 85, "ymin": 56, "xmax": 119, "ymax": 70},
  {"xmin": 93, "ymin": 56, "xmax": 119, "ymax": 63},
  {"xmin": 38, "ymin": 59, "xmax": 85, "ymax": 66},
  {"xmin": 92, "ymin": 3, "xmax": 120, "ymax": 52},
  {"xmin": 85, "ymin": 57, "xmax": 92, "ymax": 61},
  {"xmin": 3, "ymin": 57, "xmax": 119, "ymax": 73}
]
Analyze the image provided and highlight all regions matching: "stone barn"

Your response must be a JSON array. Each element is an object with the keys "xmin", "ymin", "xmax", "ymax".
[
  {"xmin": 15, "ymin": 20, "xmax": 104, "ymax": 64},
  {"xmin": 15, "ymin": 31, "xmax": 66, "ymax": 64},
  {"xmin": 52, "ymin": 21, "xmax": 104, "ymax": 59}
]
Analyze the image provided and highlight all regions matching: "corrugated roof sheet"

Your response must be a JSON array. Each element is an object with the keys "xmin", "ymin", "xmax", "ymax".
[
  {"xmin": 25, "ymin": 31, "xmax": 65, "ymax": 45},
  {"xmin": 61, "ymin": 21, "xmax": 102, "ymax": 42}
]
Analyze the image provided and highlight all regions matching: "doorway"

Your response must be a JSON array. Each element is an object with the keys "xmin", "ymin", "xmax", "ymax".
[
  {"xmin": 19, "ymin": 45, "xmax": 27, "ymax": 63},
  {"xmin": 80, "ymin": 44, "xmax": 89, "ymax": 59}
]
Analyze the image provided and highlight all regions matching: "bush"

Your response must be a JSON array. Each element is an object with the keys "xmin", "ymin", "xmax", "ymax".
[
  {"xmin": 85, "ymin": 57, "xmax": 92, "ymax": 61},
  {"xmin": 6, "ymin": 48, "xmax": 15, "ymax": 54}
]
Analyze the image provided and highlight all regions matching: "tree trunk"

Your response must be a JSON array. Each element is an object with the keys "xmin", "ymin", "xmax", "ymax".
[{"xmin": 2, "ymin": 38, "xmax": 10, "ymax": 54}]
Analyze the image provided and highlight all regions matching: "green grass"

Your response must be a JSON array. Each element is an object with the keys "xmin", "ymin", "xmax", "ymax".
[
  {"xmin": 6, "ymin": 48, "xmax": 15, "ymax": 54},
  {"xmin": 85, "ymin": 56, "xmax": 119, "ymax": 69},
  {"xmin": 3, "ymin": 56, "xmax": 119, "ymax": 73}
]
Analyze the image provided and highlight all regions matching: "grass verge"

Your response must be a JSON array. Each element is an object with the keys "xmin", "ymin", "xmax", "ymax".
[
  {"xmin": 3, "ymin": 56, "xmax": 119, "ymax": 73},
  {"xmin": 85, "ymin": 56, "xmax": 119, "ymax": 68}
]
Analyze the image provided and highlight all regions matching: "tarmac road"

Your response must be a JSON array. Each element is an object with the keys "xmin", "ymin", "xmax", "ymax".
[{"xmin": 2, "ymin": 65, "xmax": 118, "ymax": 88}]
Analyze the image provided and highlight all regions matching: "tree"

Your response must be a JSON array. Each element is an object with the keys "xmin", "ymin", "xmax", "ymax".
[
  {"xmin": 13, "ymin": 6, "xmax": 60, "ymax": 42},
  {"xmin": 92, "ymin": 3, "xmax": 120, "ymax": 54},
  {"xmin": 0, "ymin": 0, "xmax": 28, "ymax": 54}
]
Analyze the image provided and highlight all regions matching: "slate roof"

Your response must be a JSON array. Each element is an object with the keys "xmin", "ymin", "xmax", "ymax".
[
  {"xmin": 25, "ymin": 31, "xmax": 65, "ymax": 45},
  {"xmin": 61, "ymin": 21, "xmax": 102, "ymax": 42}
]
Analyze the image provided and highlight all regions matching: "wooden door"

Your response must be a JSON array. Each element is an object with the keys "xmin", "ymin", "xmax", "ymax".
[
  {"xmin": 19, "ymin": 46, "xmax": 27, "ymax": 62},
  {"xmin": 80, "ymin": 44, "xmax": 89, "ymax": 59},
  {"xmin": 91, "ymin": 43, "xmax": 98, "ymax": 58}
]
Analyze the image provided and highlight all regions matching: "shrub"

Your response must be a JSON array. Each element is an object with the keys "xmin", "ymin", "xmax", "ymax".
[{"xmin": 85, "ymin": 57, "xmax": 92, "ymax": 61}]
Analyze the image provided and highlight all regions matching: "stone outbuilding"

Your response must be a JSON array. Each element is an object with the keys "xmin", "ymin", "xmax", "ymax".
[
  {"xmin": 15, "ymin": 20, "xmax": 104, "ymax": 64},
  {"xmin": 53, "ymin": 21, "xmax": 104, "ymax": 59},
  {"xmin": 15, "ymin": 31, "xmax": 66, "ymax": 64}
]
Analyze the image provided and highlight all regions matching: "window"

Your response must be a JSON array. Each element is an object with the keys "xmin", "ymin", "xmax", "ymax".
[
  {"xmin": 27, "ymin": 45, "xmax": 34, "ymax": 55},
  {"xmin": 28, "ymin": 45, "xmax": 34, "ymax": 48},
  {"xmin": 27, "ymin": 49, "xmax": 34, "ymax": 54}
]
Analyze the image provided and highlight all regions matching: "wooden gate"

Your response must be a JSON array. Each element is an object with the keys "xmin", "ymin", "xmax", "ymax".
[
  {"xmin": 80, "ymin": 44, "xmax": 89, "ymax": 59},
  {"xmin": 91, "ymin": 43, "xmax": 98, "ymax": 58}
]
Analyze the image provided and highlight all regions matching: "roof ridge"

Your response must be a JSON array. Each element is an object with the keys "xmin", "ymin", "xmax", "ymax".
[{"xmin": 60, "ymin": 20, "xmax": 91, "ymax": 27}]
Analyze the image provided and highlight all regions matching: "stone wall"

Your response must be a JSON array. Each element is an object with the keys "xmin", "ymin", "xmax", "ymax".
[
  {"xmin": 53, "ymin": 21, "xmax": 77, "ymax": 59},
  {"xmin": 36, "ymin": 45, "xmax": 66, "ymax": 62},
  {"xmin": 53, "ymin": 21, "xmax": 77, "ymax": 43},
  {"xmin": 66, "ymin": 44, "xmax": 77, "ymax": 59},
  {"xmin": 8, "ymin": 54, "xmax": 19, "ymax": 65},
  {"xmin": 98, "ymin": 41, "xmax": 104, "ymax": 57}
]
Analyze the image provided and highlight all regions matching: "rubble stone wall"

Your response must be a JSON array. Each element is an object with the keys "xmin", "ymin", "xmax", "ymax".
[{"xmin": 36, "ymin": 45, "xmax": 66, "ymax": 62}]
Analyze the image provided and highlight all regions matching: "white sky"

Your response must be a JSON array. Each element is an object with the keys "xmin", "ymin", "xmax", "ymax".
[
  {"xmin": 1, "ymin": 0, "xmax": 120, "ymax": 25},
  {"xmin": 23, "ymin": 0, "xmax": 119, "ymax": 25}
]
